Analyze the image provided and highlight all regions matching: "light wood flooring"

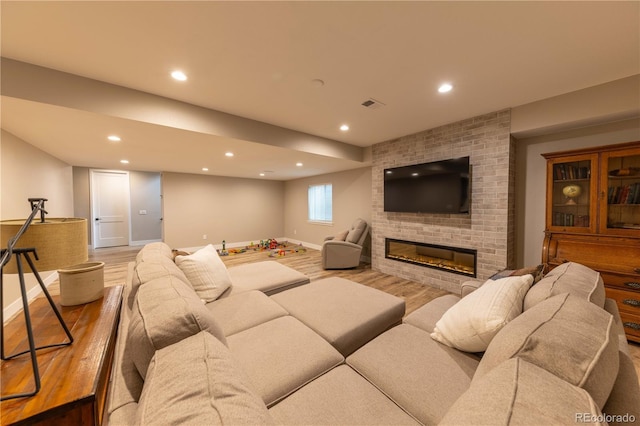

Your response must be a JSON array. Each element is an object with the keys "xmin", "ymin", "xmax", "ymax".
[{"xmin": 43, "ymin": 243, "xmax": 640, "ymax": 381}]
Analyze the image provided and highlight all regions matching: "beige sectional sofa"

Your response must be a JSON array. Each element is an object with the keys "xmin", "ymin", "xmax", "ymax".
[{"xmin": 107, "ymin": 242, "xmax": 640, "ymax": 425}]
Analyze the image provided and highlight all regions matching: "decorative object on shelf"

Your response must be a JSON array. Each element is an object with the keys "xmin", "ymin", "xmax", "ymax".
[
  {"xmin": 609, "ymin": 167, "xmax": 640, "ymax": 177},
  {"xmin": 562, "ymin": 184, "xmax": 582, "ymax": 205},
  {"xmin": 0, "ymin": 198, "xmax": 88, "ymax": 400}
]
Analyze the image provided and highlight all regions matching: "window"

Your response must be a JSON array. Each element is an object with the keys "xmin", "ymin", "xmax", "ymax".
[{"xmin": 308, "ymin": 184, "xmax": 332, "ymax": 223}]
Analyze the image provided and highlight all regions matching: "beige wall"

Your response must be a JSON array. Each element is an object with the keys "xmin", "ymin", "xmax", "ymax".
[
  {"xmin": 129, "ymin": 171, "xmax": 162, "ymax": 243},
  {"xmin": 72, "ymin": 167, "xmax": 92, "ymax": 243},
  {"xmin": 511, "ymin": 75, "xmax": 639, "ymax": 138},
  {"xmin": 162, "ymin": 172, "xmax": 285, "ymax": 249},
  {"xmin": 1, "ymin": 130, "xmax": 74, "ymax": 311},
  {"xmin": 516, "ymin": 118, "xmax": 640, "ymax": 267},
  {"xmin": 284, "ymin": 167, "xmax": 372, "ymax": 250}
]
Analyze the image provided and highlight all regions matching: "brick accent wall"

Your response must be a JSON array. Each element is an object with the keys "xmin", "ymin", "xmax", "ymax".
[{"xmin": 371, "ymin": 109, "xmax": 515, "ymax": 294}]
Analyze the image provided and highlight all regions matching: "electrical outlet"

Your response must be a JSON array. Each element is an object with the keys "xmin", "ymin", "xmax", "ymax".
[
  {"xmin": 139, "ymin": 209, "xmax": 147, "ymax": 215},
  {"xmin": 202, "ymin": 234, "xmax": 207, "ymax": 240}
]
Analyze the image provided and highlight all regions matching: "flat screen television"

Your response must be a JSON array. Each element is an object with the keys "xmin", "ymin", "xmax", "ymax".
[{"xmin": 384, "ymin": 156, "xmax": 470, "ymax": 214}]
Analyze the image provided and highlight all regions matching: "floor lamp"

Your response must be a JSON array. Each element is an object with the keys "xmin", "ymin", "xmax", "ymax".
[{"xmin": 1, "ymin": 198, "xmax": 88, "ymax": 400}]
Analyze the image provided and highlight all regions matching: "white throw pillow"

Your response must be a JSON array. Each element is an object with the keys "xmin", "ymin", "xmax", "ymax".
[
  {"xmin": 430, "ymin": 275, "xmax": 534, "ymax": 353},
  {"xmin": 175, "ymin": 244, "xmax": 232, "ymax": 302}
]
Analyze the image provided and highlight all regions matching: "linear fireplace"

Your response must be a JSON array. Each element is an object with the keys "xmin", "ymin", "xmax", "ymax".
[{"xmin": 385, "ymin": 238, "xmax": 477, "ymax": 277}]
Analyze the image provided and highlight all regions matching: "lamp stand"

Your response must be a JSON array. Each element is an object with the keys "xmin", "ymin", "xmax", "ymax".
[{"xmin": 0, "ymin": 198, "xmax": 74, "ymax": 401}]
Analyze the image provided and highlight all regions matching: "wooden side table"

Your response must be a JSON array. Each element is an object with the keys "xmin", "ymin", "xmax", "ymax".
[{"xmin": 1, "ymin": 285, "xmax": 123, "ymax": 425}]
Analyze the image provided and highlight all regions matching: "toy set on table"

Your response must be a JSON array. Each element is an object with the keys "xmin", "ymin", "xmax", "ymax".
[{"xmin": 217, "ymin": 238, "xmax": 306, "ymax": 257}]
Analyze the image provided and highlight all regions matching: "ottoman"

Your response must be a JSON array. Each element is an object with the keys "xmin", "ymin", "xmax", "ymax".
[
  {"xmin": 271, "ymin": 277, "xmax": 405, "ymax": 356},
  {"xmin": 227, "ymin": 261, "xmax": 310, "ymax": 295}
]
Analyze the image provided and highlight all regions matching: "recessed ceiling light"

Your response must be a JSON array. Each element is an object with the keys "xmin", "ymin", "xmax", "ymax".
[
  {"xmin": 202, "ymin": 167, "xmax": 209, "ymax": 172},
  {"xmin": 438, "ymin": 83, "xmax": 453, "ymax": 93},
  {"xmin": 259, "ymin": 173, "xmax": 265, "ymax": 177},
  {"xmin": 120, "ymin": 159, "xmax": 129, "ymax": 164},
  {"xmin": 107, "ymin": 135, "xmax": 121, "ymax": 142},
  {"xmin": 340, "ymin": 124, "xmax": 350, "ymax": 131},
  {"xmin": 296, "ymin": 162, "xmax": 303, "ymax": 167},
  {"xmin": 225, "ymin": 152, "xmax": 234, "ymax": 157},
  {"xmin": 171, "ymin": 70, "xmax": 188, "ymax": 81}
]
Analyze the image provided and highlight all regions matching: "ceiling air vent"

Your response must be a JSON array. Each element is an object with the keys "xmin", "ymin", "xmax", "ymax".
[{"xmin": 361, "ymin": 98, "xmax": 386, "ymax": 109}]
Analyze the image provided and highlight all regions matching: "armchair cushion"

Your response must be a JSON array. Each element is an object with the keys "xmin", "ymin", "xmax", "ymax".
[{"xmin": 346, "ymin": 219, "xmax": 367, "ymax": 244}]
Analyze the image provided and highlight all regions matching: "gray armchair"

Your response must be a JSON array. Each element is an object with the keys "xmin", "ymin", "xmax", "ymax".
[{"xmin": 321, "ymin": 218, "xmax": 370, "ymax": 269}]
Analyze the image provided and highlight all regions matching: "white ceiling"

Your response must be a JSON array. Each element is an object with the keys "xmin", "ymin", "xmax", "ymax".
[{"xmin": 1, "ymin": 1, "xmax": 639, "ymax": 180}]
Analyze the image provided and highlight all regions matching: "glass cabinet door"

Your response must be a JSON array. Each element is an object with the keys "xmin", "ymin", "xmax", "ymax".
[
  {"xmin": 547, "ymin": 154, "xmax": 597, "ymax": 232},
  {"xmin": 600, "ymin": 148, "xmax": 640, "ymax": 236}
]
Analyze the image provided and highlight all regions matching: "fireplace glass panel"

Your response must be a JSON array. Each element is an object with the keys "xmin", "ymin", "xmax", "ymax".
[{"xmin": 385, "ymin": 238, "xmax": 477, "ymax": 277}]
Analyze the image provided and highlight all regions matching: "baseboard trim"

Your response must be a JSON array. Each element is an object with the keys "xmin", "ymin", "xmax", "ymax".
[{"xmin": 3, "ymin": 271, "xmax": 59, "ymax": 324}]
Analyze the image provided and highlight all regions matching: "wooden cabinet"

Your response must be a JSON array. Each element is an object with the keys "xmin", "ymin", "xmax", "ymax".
[
  {"xmin": 1, "ymin": 286, "xmax": 122, "ymax": 425},
  {"xmin": 542, "ymin": 141, "xmax": 640, "ymax": 343}
]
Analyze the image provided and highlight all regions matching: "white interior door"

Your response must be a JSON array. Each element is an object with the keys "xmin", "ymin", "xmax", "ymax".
[{"xmin": 91, "ymin": 170, "xmax": 130, "ymax": 248}]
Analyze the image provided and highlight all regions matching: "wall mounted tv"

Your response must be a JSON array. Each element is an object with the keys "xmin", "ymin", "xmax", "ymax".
[{"xmin": 384, "ymin": 156, "xmax": 471, "ymax": 214}]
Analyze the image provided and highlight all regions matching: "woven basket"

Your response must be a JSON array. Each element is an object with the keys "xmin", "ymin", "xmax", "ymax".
[{"xmin": 59, "ymin": 261, "xmax": 105, "ymax": 306}]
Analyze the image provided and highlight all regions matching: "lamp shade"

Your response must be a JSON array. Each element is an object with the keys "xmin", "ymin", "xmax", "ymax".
[{"xmin": 0, "ymin": 218, "xmax": 88, "ymax": 274}]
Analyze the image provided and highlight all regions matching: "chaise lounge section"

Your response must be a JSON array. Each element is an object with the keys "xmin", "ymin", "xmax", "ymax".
[{"xmin": 107, "ymin": 242, "xmax": 640, "ymax": 425}]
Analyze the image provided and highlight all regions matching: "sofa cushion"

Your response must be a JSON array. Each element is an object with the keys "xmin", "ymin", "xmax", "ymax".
[
  {"xmin": 269, "ymin": 365, "xmax": 420, "ymax": 425},
  {"xmin": 347, "ymin": 323, "xmax": 479, "ymax": 425},
  {"xmin": 403, "ymin": 294, "xmax": 460, "ymax": 333},
  {"xmin": 430, "ymin": 275, "xmax": 533, "ymax": 353},
  {"xmin": 135, "ymin": 332, "xmax": 273, "ymax": 425},
  {"xmin": 226, "ymin": 316, "xmax": 344, "ymax": 407},
  {"xmin": 226, "ymin": 261, "xmax": 310, "ymax": 296},
  {"xmin": 128, "ymin": 276, "xmax": 227, "ymax": 378},
  {"xmin": 474, "ymin": 293, "xmax": 618, "ymax": 409},
  {"xmin": 135, "ymin": 241, "xmax": 173, "ymax": 263},
  {"xmin": 441, "ymin": 358, "xmax": 603, "ymax": 425},
  {"xmin": 129, "ymin": 257, "xmax": 190, "ymax": 309},
  {"xmin": 524, "ymin": 261, "xmax": 605, "ymax": 310},
  {"xmin": 603, "ymin": 351, "xmax": 640, "ymax": 425},
  {"xmin": 271, "ymin": 277, "xmax": 405, "ymax": 356},
  {"xmin": 175, "ymin": 244, "xmax": 233, "ymax": 302},
  {"xmin": 206, "ymin": 290, "xmax": 288, "ymax": 336}
]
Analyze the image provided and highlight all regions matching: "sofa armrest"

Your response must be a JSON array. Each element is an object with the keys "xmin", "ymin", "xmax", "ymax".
[
  {"xmin": 322, "ymin": 240, "xmax": 362, "ymax": 250},
  {"xmin": 460, "ymin": 280, "xmax": 484, "ymax": 298}
]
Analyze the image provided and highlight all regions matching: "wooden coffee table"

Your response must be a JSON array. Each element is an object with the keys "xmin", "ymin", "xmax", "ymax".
[{"xmin": 1, "ymin": 285, "xmax": 122, "ymax": 425}]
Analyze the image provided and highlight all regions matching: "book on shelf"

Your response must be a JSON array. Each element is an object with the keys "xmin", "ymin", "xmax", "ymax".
[
  {"xmin": 608, "ymin": 183, "xmax": 640, "ymax": 205},
  {"xmin": 553, "ymin": 212, "xmax": 589, "ymax": 227},
  {"xmin": 554, "ymin": 164, "xmax": 590, "ymax": 181}
]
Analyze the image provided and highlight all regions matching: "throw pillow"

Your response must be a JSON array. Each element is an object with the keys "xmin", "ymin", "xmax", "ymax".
[
  {"xmin": 175, "ymin": 244, "xmax": 233, "ymax": 302},
  {"xmin": 334, "ymin": 230, "xmax": 349, "ymax": 241},
  {"xmin": 490, "ymin": 264, "xmax": 545, "ymax": 283},
  {"xmin": 430, "ymin": 274, "xmax": 533, "ymax": 353}
]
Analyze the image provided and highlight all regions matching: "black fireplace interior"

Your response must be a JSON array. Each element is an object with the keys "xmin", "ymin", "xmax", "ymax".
[{"xmin": 385, "ymin": 238, "xmax": 477, "ymax": 277}]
